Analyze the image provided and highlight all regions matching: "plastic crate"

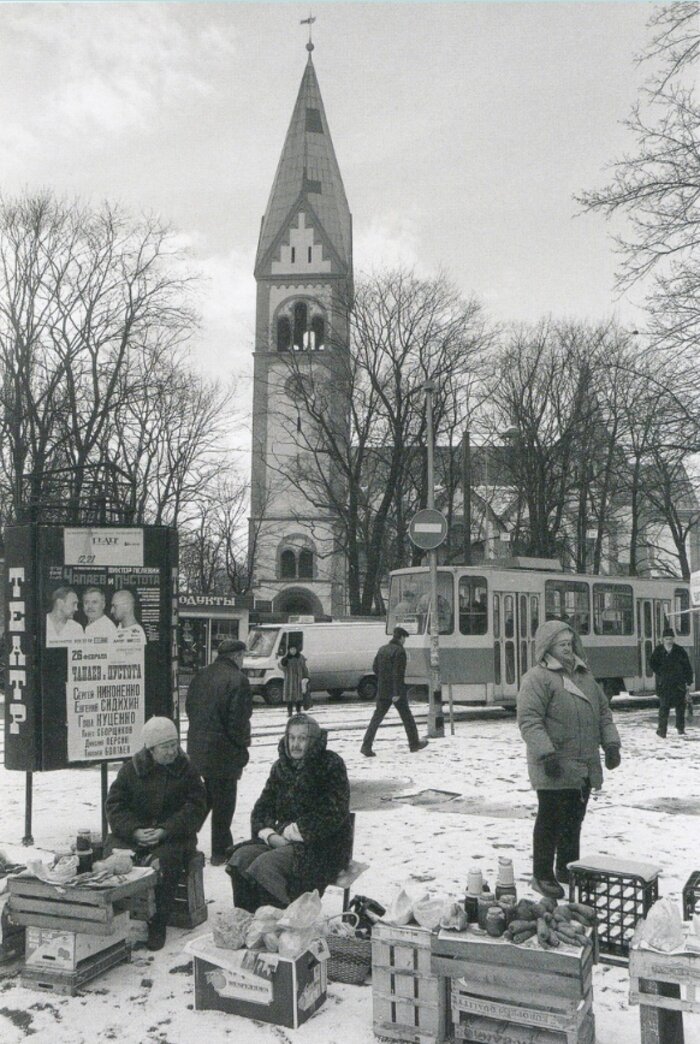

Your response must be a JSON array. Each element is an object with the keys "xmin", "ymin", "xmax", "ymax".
[
  {"xmin": 682, "ymin": 871, "xmax": 700, "ymax": 921},
  {"xmin": 568, "ymin": 856, "xmax": 660, "ymax": 962}
]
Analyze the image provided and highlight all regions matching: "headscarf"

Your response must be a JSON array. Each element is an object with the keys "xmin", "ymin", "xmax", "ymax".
[{"xmin": 283, "ymin": 712, "xmax": 322, "ymax": 760}]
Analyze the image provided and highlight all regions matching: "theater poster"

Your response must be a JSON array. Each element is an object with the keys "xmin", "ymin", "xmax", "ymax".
[{"xmin": 4, "ymin": 524, "xmax": 178, "ymax": 772}]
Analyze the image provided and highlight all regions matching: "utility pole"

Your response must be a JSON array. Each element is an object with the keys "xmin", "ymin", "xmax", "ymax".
[
  {"xmin": 462, "ymin": 428, "xmax": 472, "ymax": 565},
  {"xmin": 423, "ymin": 381, "xmax": 445, "ymax": 739}
]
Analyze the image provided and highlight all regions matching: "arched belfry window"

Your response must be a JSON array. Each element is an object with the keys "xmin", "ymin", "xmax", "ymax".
[
  {"xmin": 277, "ymin": 316, "xmax": 291, "ymax": 352},
  {"xmin": 311, "ymin": 316, "xmax": 325, "ymax": 351},
  {"xmin": 278, "ymin": 539, "xmax": 315, "ymax": 580},
  {"xmin": 293, "ymin": 303, "xmax": 308, "ymax": 351}
]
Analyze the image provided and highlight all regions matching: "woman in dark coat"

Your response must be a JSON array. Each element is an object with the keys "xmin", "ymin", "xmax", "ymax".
[
  {"xmin": 105, "ymin": 717, "xmax": 207, "ymax": 950},
  {"xmin": 226, "ymin": 714, "xmax": 352, "ymax": 911},
  {"xmin": 280, "ymin": 646, "xmax": 310, "ymax": 716}
]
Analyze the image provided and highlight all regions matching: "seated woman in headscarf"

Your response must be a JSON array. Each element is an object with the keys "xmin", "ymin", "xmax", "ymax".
[{"xmin": 226, "ymin": 713, "xmax": 352, "ymax": 912}]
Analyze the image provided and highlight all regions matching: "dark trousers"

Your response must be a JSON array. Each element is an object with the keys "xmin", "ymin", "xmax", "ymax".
[
  {"xmin": 533, "ymin": 785, "xmax": 590, "ymax": 880},
  {"xmin": 362, "ymin": 694, "xmax": 420, "ymax": 751},
  {"xmin": 227, "ymin": 842, "xmax": 298, "ymax": 910},
  {"xmin": 115, "ymin": 839, "xmax": 193, "ymax": 928},
  {"xmin": 658, "ymin": 692, "xmax": 686, "ymax": 736},
  {"xmin": 287, "ymin": 702, "xmax": 303, "ymax": 717},
  {"xmin": 204, "ymin": 776, "xmax": 238, "ymax": 858}
]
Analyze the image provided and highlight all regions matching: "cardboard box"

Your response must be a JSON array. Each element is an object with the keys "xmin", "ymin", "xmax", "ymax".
[
  {"xmin": 185, "ymin": 934, "xmax": 328, "ymax": 1029},
  {"xmin": 25, "ymin": 911, "xmax": 130, "ymax": 970}
]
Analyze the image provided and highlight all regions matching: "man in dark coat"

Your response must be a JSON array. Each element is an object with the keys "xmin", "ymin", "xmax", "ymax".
[
  {"xmin": 226, "ymin": 714, "xmax": 352, "ymax": 911},
  {"xmin": 186, "ymin": 638, "xmax": 253, "ymax": 864},
  {"xmin": 650, "ymin": 627, "xmax": 693, "ymax": 738},
  {"xmin": 360, "ymin": 627, "xmax": 428, "ymax": 757},
  {"xmin": 105, "ymin": 717, "xmax": 207, "ymax": 950}
]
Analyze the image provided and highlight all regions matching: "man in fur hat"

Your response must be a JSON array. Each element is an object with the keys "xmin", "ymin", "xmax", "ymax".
[
  {"xmin": 105, "ymin": 717, "xmax": 207, "ymax": 950},
  {"xmin": 517, "ymin": 620, "xmax": 621, "ymax": 900},
  {"xmin": 650, "ymin": 627, "xmax": 693, "ymax": 738}
]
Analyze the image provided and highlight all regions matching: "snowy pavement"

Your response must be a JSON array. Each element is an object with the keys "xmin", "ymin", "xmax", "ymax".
[{"xmin": 0, "ymin": 702, "xmax": 699, "ymax": 1043}]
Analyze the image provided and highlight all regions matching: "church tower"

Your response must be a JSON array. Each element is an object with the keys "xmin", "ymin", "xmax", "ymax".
[{"xmin": 249, "ymin": 41, "xmax": 352, "ymax": 618}]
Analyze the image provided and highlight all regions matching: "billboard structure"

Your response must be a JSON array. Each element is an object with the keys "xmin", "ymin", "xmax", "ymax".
[{"xmin": 5, "ymin": 524, "xmax": 178, "ymax": 772}]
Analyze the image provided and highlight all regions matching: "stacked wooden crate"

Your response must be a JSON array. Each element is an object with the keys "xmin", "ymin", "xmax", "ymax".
[
  {"xmin": 432, "ymin": 929, "xmax": 595, "ymax": 1044},
  {"xmin": 371, "ymin": 922, "xmax": 449, "ymax": 1044},
  {"xmin": 629, "ymin": 943, "xmax": 700, "ymax": 1044}
]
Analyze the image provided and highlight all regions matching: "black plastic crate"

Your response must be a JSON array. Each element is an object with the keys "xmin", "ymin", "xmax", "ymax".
[
  {"xmin": 568, "ymin": 858, "xmax": 660, "ymax": 962},
  {"xmin": 682, "ymin": 871, "xmax": 700, "ymax": 920}
]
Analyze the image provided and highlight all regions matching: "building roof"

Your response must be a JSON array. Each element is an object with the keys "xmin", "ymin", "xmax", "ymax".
[{"xmin": 255, "ymin": 51, "xmax": 352, "ymax": 274}]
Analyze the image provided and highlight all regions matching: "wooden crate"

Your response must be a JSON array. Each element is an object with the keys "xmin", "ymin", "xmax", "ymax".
[
  {"xmin": 629, "ymin": 945, "xmax": 700, "ymax": 1044},
  {"xmin": 20, "ymin": 938, "xmax": 130, "ymax": 996},
  {"xmin": 452, "ymin": 981, "xmax": 595, "ymax": 1044},
  {"xmin": 431, "ymin": 929, "xmax": 594, "ymax": 1016},
  {"xmin": 7, "ymin": 870, "xmax": 156, "ymax": 935},
  {"xmin": 372, "ymin": 922, "xmax": 448, "ymax": 1044}
]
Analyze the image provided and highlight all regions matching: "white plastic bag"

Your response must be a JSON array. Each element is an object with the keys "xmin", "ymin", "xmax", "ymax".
[
  {"xmin": 412, "ymin": 896, "xmax": 445, "ymax": 930},
  {"xmin": 640, "ymin": 897, "xmax": 685, "ymax": 952},
  {"xmin": 277, "ymin": 890, "xmax": 322, "ymax": 931}
]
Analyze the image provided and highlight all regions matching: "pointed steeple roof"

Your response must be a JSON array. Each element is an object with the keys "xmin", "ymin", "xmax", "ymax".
[{"xmin": 256, "ymin": 51, "xmax": 352, "ymax": 275}]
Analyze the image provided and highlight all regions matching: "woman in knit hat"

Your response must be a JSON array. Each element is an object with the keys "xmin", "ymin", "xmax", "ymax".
[
  {"xmin": 226, "ymin": 713, "xmax": 352, "ymax": 912},
  {"xmin": 105, "ymin": 717, "xmax": 207, "ymax": 950},
  {"xmin": 517, "ymin": 620, "xmax": 621, "ymax": 900}
]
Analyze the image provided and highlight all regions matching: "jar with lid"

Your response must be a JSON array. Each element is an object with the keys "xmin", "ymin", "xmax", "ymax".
[
  {"xmin": 477, "ymin": 892, "xmax": 496, "ymax": 930},
  {"xmin": 485, "ymin": 905, "xmax": 506, "ymax": 938}
]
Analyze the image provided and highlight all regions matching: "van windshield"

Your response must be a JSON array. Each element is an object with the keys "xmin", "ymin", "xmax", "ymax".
[{"xmin": 246, "ymin": 628, "xmax": 279, "ymax": 658}]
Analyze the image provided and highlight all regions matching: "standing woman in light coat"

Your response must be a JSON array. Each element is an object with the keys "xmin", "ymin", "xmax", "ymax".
[
  {"xmin": 280, "ymin": 645, "xmax": 310, "ymax": 716},
  {"xmin": 517, "ymin": 619, "xmax": 621, "ymax": 901}
]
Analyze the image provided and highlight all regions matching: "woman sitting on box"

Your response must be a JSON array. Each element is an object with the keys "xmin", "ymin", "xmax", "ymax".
[
  {"xmin": 227, "ymin": 714, "xmax": 352, "ymax": 912},
  {"xmin": 105, "ymin": 717, "xmax": 207, "ymax": 951}
]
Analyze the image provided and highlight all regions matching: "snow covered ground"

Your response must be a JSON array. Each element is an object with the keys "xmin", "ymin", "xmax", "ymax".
[{"xmin": 0, "ymin": 701, "xmax": 698, "ymax": 1043}]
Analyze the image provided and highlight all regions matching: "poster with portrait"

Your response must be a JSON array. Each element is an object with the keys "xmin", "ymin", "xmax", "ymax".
[{"xmin": 4, "ymin": 524, "xmax": 178, "ymax": 772}]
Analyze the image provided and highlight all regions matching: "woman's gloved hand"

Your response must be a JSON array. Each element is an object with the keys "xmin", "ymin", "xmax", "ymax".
[
  {"xmin": 543, "ymin": 752, "xmax": 562, "ymax": 779},
  {"xmin": 604, "ymin": 745, "xmax": 621, "ymax": 770}
]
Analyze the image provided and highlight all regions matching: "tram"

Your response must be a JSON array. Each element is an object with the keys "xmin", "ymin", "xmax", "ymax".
[{"xmin": 387, "ymin": 562, "xmax": 693, "ymax": 707}]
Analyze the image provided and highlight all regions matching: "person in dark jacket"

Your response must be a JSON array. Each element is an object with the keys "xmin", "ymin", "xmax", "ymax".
[
  {"xmin": 226, "ymin": 714, "xmax": 352, "ymax": 912},
  {"xmin": 280, "ymin": 645, "xmax": 310, "ymax": 716},
  {"xmin": 105, "ymin": 717, "xmax": 207, "ymax": 950},
  {"xmin": 517, "ymin": 620, "xmax": 621, "ymax": 901},
  {"xmin": 650, "ymin": 627, "xmax": 693, "ymax": 738},
  {"xmin": 360, "ymin": 627, "xmax": 428, "ymax": 757},
  {"xmin": 186, "ymin": 638, "xmax": 253, "ymax": 865}
]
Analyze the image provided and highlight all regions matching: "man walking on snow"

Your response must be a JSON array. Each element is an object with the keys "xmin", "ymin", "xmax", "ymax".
[
  {"xmin": 650, "ymin": 627, "xmax": 693, "ymax": 739},
  {"xmin": 360, "ymin": 627, "xmax": 428, "ymax": 757}
]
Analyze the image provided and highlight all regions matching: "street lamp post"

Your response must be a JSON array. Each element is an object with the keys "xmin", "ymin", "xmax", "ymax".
[{"xmin": 423, "ymin": 381, "xmax": 445, "ymax": 739}]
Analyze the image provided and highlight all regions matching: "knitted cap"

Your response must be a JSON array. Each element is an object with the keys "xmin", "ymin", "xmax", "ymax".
[
  {"xmin": 534, "ymin": 619, "xmax": 573, "ymax": 664},
  {"xmin": 218, "ymin": 639, "xmax": 247, "ymax": 655},
  {"xmin": 142, "ymin": 716, "xmax": 178, "ymax": 749},
  {"xmin": 662, "ymin": 627, "xmax": 675, "ymax": 638}
]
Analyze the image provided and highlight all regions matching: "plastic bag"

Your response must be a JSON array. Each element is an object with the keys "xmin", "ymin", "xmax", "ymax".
[
  {"xmin": 245, "ymin": 905, "xmax": 285, "ymax": 950},
  {"xmin": 386, "ymin": 887, "xmax": 420, "ymax": 927},
  {"xmin": 640, "ymin": 897, "xmax": 685, "ymax": 952},
  {"xmin": 413, "ymin": 896, "xmax": 445, "ymax": 930},
  {"xmin": 27, "ymin": 854, "xmax": 80, "ymax": 884},
  {"xmin": 439, "ymin": 901, "xmax": 469, "ymax": 932},
  {"xmin": 278, "ymin": 926, "xmax": 318, "ymax": 959},
  {"xmin": 212, "ymin": 907, "xmax": 253, "ymax": 950},
  {"xmin": 278, "ymin": 890, "xmax": 322, "ymax": 931}
]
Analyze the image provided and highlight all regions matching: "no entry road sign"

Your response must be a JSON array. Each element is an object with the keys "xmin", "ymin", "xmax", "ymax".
[{"xmin": 409, "ymin": 509, "xmax": 448, "ymax": 550}]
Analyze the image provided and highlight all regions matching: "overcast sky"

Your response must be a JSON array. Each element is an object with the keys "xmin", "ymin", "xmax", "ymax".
[{"xmin": 0, "ymin": 2, "xmax": 656, "ymax": 399}]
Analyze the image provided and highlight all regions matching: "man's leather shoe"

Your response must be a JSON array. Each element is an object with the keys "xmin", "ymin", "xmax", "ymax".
[
  {"xmin": 410, "ymin": 740, "xmax": 429, "ymax": 752},
  {"xmin": 531, "ymin": 876, "xmax": 565, "ymax": 900},
  {"xmin": 210, "ymin": 854, "xmax": 228, "ymax": 866},
  {"xmin": 360, "ymin": 747, "xmax": 376, "ymax": 758},
  {"xmin": 656, "ymin": 729, "xmax": 666, "ymax": 738}
]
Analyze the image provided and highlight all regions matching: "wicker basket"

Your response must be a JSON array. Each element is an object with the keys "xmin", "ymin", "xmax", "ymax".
[{"xmin": 326, "ymin": 913, "xmax": 372, "ymax": 985}]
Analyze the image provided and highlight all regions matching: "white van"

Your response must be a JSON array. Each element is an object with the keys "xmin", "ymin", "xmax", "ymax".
[{"xmin": 242, "ymin": 620, "xmax": 387, "ymax": 705}]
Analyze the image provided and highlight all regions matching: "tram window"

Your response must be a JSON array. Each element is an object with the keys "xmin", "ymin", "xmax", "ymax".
[
  {"xmin": 494, "ymin": 642, "xmax": 501, "ymax": 685},
  {"xmin": 644, "ymin": 601, "xmax": 652, "ymax": 638},
  {"xmin": 504, "ymin": 595, "xmax": 515, "ymax": 639},
  {"xmin": 521, "ymin": 640, "xmax": 528, "ymax": 673},
  {"xmin": 459, "ymin": 576, "xmax": 488, "ymax": 635},
  {"xmin": 545, "ymin": 581, "xmax": 590, "ymax": 634},
  {"xmin": 493, "ymin": 595, "xmax": 500, "ymax": 640},
  {"xmin": 520, "ymin": 596, "xmax": 527, "ymax": 638},
  {"xmin": 593, "ymin": 584, "xmax": 633, "ymax": 636},
  {"xmin": 531, "ymin": 595, "xmax": 539, "ymax": 635},
  {"xmin": 674, "ymin": 589, "xmax": 691, "ymax": 636},
  {"xmin": 505, "ymin": 642, "xmax": 515, "ymax": 684},
  {"xmin": 388, "ymin": 573, "xmax": 453, "ymax": 634}
]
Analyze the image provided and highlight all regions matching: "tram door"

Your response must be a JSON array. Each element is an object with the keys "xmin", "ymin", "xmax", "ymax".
[
  {"xmin": 637, "ymin": 599, "xmax": 656, "ymax": 689},
  {"xmin": 494, "ymin": 591, "xmax": 540, "ymax": 698}
]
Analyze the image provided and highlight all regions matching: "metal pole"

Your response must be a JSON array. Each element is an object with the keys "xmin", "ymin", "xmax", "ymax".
[
  {"xmin": 101, "ymin": 763, "xmax": 109, "ymax": 841},
  {"xmin": 462, "ymin": 428, "xmax": 472, "ymax": 565},
  {"xmin": 424, "ymin": 382, "xmax": 444, "ymax": 739},
  {"xmin": 22, "ymin": 772, "xmax": 34, "ymax": 846}
]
